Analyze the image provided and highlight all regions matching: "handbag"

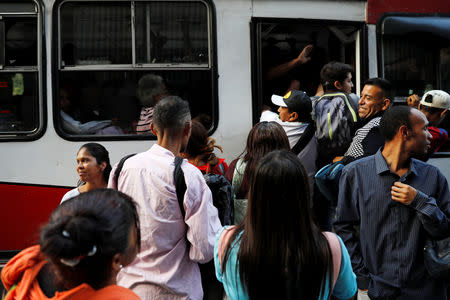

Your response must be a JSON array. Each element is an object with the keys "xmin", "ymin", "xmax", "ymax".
[
  {"xmin": 314, "ymin": 161, "xmax": 344, "ymax": 205},
  {"xmin": 423, "ymin": 236, "xmax": 450, "ymax": 280}
]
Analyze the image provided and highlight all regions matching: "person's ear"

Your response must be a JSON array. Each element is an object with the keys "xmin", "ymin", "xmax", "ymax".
[
  {"xmin": 100, "ymin": 161, "xmax": 107, "ymax": 172},
  {"xmin": 382, "ymin": 98, "xmax": 391, "ymax": 111},
  {"xmin": 399, "ymin": 125, "xmax": 409, "ymax": 140},
  {"xmin": 440, "ymin": 109, "xmax": 448, "ymax": 120},
  {"xmin": 334, "ymin": 80, "xmax": 342, "ymax": 90},
  {"xmin": 289, "ymin": 111, "xmax": 299, "ymax": 122},
  {"xmin": 184, "ymin": 121, "xmax": 192, "ymax": 138},
  {"xmin": 111, "ymin": 253, "xmax": 123, "ymax": 273},
  {"xmin": 150, "ymin": 123, "xmax": 157, "ymax": 136}
]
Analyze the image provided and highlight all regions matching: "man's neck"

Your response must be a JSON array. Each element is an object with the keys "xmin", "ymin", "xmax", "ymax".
[
  {"xmin": 157, "ymin": 134, "xmax": 182, "ymax": 157},
  {"xmin": 381, "ymin": 141, "xmax": 410, "ymax": 177}
]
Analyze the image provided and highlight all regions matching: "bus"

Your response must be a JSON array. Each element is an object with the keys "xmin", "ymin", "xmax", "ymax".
[{"xmin": 0, "ymin": 0, "xmax": 449, "ymax": 259}]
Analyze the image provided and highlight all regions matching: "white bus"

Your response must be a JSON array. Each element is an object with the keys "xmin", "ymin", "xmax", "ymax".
[{"xmin": 0, "ymin": 0, "xmax": 449, "ymax": 255}]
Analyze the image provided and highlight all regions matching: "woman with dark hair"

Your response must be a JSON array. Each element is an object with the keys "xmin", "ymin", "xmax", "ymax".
[
  {"xmin": 61, "ymin": 143, "xmax": 112, "ymax": 203},
  {"xmin": 181, "ymin": 120, "xmax": 228, "ymax": 175},
  {"xmin": 215, "ymin": 150, "xmax": 357, "ymax": 300},
  {"xmin": 1, "ymin": 188, "xmax": 141, "ymax": 299},
  {"xmin": 225, "ymin": 121, "xmax": 290, "ymax": 224}
]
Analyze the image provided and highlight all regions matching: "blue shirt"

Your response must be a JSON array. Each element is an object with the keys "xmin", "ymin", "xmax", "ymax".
[
  {"xmin": 214, "ymin": 227, "xmax": 357, "ymax": 300},
  {"xmin": 335, "ymin": 150, "xmax": 450, "ymax": 299}
]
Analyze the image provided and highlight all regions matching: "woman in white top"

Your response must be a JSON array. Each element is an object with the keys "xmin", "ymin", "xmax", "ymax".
[{"xmin": 61, "ymin": 143, "xmax": 112, "ymax": 203}]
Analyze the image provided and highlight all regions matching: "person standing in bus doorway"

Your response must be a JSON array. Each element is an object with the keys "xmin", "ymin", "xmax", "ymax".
[
  {"xmin": 338, "ymin": 78, "xmax": 392, "ymax": 164},
  {"xmin": 135, "ymin": 74, "xmax": 168, "ymax": 134},
  {"xmin": 312, "ymin": 61, "xmax": 360, "ymax": 231},
  {"xmin": 335, "ymin": 106, "xmax": 450, "ymax": 300},
  {"xmin": 109, "ymin": 96, "xmax": 221, "ymax": 300}
]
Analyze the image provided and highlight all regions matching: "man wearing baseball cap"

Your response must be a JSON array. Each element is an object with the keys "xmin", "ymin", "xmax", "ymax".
[
  {"xmin": 260, "ymin": 90, "xmax": 317, "ymax": 194},
  {"xmin": 417, "ymin": 90, "xmax": 450, "ymax": 160}
]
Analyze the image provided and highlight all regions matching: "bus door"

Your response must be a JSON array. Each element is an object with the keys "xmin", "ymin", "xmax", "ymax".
[{"xmin": 251, "ymin": 18, "xmax": 367, "ymax": 123}]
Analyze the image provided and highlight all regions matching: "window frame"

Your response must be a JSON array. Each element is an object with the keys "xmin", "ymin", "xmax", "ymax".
[
  {"xmin": 0, "ymin": 0, "xmax": 46, "ymax": 141},
  {"xmin": 377, "ymin": 13, "xmax": 450, "ymax": 155},
  {"xmin": 53, "ymin": 0, "xmax": 218, "ymax": 141}
]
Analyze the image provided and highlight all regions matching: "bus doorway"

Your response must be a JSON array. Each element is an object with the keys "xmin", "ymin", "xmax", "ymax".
[{"xmin": 251, "ymin": 19, "xmax": 366, "ymax": 123}]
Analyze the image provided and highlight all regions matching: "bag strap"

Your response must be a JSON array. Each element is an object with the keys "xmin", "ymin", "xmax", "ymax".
[
  {"xmin": 323, "ymin": 232, "xmax": 342, "ymax": 289},
  {"xmin": 112, "ymin": 153, "xmax": 137, "ymax": 189},
  {"xmin": 173, "ymin": 156, "xmax": 187, "ymax": 218},
  {"xmin": 232, "ymin": 158, "xmax": 246, "ymax": 197},
  {"xmin": 291, "ymin": 123, "xmax": 315, "ymax": 155}
]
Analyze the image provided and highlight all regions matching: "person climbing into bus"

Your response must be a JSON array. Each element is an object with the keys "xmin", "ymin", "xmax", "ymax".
[
  {"xmin": 135, "ymin": 74, "xmax": 168, "ymax": 134},
  {"xmin": 312, "ymin": 61, "xmax": 360, "ymax": 231},
  {"xmin": 260, "ymin": 89, "xmax": 317, "ymax": 196}
]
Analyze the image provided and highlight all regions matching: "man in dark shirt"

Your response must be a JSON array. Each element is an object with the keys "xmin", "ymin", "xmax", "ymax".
[{"xmin": 335, "ymin": 106, "xmax": 450, "ymax": 300}]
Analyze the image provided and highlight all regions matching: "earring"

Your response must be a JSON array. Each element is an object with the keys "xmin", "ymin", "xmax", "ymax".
[{"xmin": 119, "ymin": 264, "xmax": 123, "ymax": 269}]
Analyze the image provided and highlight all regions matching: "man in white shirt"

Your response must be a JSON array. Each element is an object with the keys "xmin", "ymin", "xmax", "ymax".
[{"xmin": 109, "ymin": 96, "xmax": 222, "ymax": 299}]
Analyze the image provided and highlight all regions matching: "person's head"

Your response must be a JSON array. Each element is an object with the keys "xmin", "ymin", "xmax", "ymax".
[
  {"xmin": 418, "ymin": 90, "xmax": 450, "ymax": 126},
  {"xmin": 136, "ymin": 74, "xmax": 167, "ymax": 107},
  {"xmin": 223, "ymin": 150, "xmax": 332, "ymax": 299},
  {"xmin": 40, "ymin": 188, "xmax": 140, "ymax": 290},
  {"xmin": 151, "ymin": 96, "xmax": 192, "ymax": 150},
  {"xmin": 244, "ymin": 121, "xmax": 290, "ymax": 165},
  {"xmin": 76, "ymin": 143, "xmax": 111, "ymax": 184},
  {"xmin": 271, "ymin": 90, "xmax": 312, "ymax": 122},
  {"xmin": 60, "ymin": 88, "xmax": 72, "ymax": 113},
  {"xmin": 182, "ymin": 120, "xmax": 222, "ymax": 163},
  {"xmin": 380, "ymin": 106, "xmax": 432, "ymax": 157},
  {"xmin": 358, "ymin": 78, "xmax": 392, "ymax": 119},
  {"xmin": 320, "ymin": 62, "xmax": 354, "ymax": 93}
]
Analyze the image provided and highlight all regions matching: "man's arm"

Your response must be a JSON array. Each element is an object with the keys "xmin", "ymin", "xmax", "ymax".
[
  {"xmin": 334, "ymin": 168, "xmax": 371, "ymax": 290},
  {"xmin": 392, "ymin": 173, "xmax": 450, "ymax": 238},
  {"xmin": 184, "ymin": 170, "xmax": 222, "ymax": 263},
  {"xmin": 265, "ymin": 44, "xmax": 313, "ymax": 80}
]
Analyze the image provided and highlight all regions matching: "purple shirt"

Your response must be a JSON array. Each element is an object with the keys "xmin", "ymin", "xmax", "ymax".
[{"xmin": 108, "ymin": 144, "xmax": 221, "ymax": 299}]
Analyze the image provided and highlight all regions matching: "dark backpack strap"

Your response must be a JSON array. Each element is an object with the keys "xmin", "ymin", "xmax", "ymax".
[
  {"xmin": 173, "ymin": 156, "xmax": 187, "ymax": 218},
  {"xmin": 113, "ymin": 153, "xmax": 136, "ymax": 189},
  {"xmin": 291, "ymin": 123, "xmax": 315, "ymax": 155}
]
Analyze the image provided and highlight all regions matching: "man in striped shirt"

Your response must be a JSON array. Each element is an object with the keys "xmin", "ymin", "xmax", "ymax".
[
  {"xmin": 335, "ymin": 106, "xmax": 450, "ymax": 300},
  {"xmin": 339, "ymin": 78, "xmax": 392, "ymax": 164},
  {"xmin": 136, "ymin": 74, "xmax": 167, "ymax": 134}
]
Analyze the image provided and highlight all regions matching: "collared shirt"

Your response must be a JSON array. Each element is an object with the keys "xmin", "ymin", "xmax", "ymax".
[
  {"xmin": 334, "ymin": 150, "xmax": 450, "ymax": 299},
  {"xmin": 108, "ymin": 144, "xmax": 222, "ymax": 300}
]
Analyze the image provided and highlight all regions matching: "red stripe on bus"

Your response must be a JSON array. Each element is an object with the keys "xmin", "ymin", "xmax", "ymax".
[
  {"xmin": 0, "ymin": 184, "xmax": 71, "ymax": 251},
  {"xmin": 367, "ymin": 0, "xmax": 450, "ymax": 24}
]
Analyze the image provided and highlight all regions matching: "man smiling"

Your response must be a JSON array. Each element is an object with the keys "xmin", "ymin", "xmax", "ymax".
[{"xmin": 340, "ymin": 78, "xmax": 392, "ymax": 164}]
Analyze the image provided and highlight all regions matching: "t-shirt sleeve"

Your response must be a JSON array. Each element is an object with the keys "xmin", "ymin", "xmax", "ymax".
[
  {"xmin": 214, "ymin": 226, "xmax": 228, "ymax": 283},
  {"xmin": 332, "ymin": 236, "xmax": 357, "ymax": 299}
]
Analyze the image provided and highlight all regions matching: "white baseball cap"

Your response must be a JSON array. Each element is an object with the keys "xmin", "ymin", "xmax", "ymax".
[{"xmin": 420, "ymin": 90, "xmax": 450, "ymax": 110}]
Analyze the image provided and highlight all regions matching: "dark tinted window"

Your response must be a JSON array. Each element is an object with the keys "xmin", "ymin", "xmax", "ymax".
[{"xmin": 0, "ymin": 1, "xmax": 43, "ymax": 137}]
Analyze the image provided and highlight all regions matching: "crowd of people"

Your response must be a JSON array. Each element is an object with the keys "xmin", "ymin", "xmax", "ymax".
[{"xmin": 2, "ymin": 60, "xmax": 450, "ymax": 300}]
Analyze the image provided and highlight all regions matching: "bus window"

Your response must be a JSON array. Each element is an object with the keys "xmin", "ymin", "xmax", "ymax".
[
  {"xmin": 380, "ymin": 16, "xmax": 450, "ymax": 151},
  {"xmin": 55, "ymin": 1, "xmax": 216, "ymax": 139},
  {"xmin": 0, "ymin": 1, "xmax": 43, "ymax": 137},
  {"xmin": 251, "ymin": 19, "xmax": 365, "ymax": 124}
]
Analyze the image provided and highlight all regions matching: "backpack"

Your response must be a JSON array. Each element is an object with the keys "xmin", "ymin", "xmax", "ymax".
[
  {"xmin": 313, "ymin": 93, "xmax": 359, "ymax": 161},
  {"xmin": 203, "ymin": 173, "xmax": 234, "ymax": 226}
]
